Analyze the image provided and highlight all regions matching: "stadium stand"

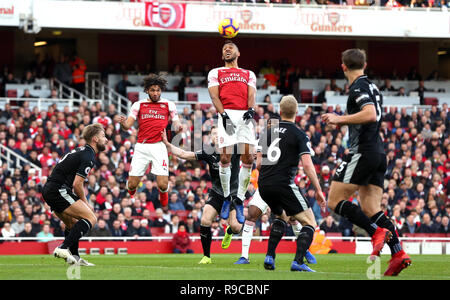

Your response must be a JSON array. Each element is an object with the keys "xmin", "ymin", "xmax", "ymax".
[{"xmin": 0, "ymin": 63, "xmax": 448, "ymax": 243}]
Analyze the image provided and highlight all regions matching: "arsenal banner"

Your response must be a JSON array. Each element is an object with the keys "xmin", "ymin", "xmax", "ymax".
[{"xmin": 144, "ymin": 1, "xmax": 185, "ymax": 29}]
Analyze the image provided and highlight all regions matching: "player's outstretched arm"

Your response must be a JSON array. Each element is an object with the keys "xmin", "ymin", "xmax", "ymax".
[
  {"xmin": 161, "ymin": 130, "xmax": 196, "ymax": 161},
  {"xmin": 301, "ymin": 154, "xmax": 326, "ymax": 208},
  {"xmin": 322, "ymin": 104, "xmax": 376, "ymax": 126},
  {"xmin": 119, "ymin": 115, "xmax": 135, "ymax": 131}
]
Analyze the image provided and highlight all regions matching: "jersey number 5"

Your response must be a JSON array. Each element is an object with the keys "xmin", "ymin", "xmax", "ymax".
[{"xmin": 369, "ymin": 83, "xmax": 382, "ymax": 122}]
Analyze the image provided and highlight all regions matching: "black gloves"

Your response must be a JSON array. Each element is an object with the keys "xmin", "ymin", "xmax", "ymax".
[
  {"xmin": 242, "ymin": 107, "xmax": 255, "ymax": 124},
  {"xmin": 221, "ymin": 112, "xmax": 235, "ymax": 135}
]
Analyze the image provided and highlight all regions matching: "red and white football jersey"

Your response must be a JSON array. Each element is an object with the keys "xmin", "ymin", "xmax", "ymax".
[
  {"xmin": 128, "ymin": 98, "xmax": 179, "ymax": 144},
  {"xmin": 93, "ymin": 116, "xmax": 112, "ymax": 129},
  {"xmin": 208, "ymin": 67, "xmax": 257, "ymax": 111}
]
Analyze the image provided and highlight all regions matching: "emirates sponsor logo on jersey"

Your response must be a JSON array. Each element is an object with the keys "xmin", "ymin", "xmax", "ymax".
[
  {"xmin": 141, "ymin": 110, "xmax": 166, "ymax": 120},
  {"xmin": 219, "ymin": 72, "xmax": 248, "ymax": 84}
]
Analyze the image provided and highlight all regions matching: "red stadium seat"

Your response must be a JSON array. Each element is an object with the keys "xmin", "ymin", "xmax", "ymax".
[
  {"xmin": 424, "ymin": 97, "xmax": 438, "ymax": 106},
  {"xmin": 300, "ymin": 89, "xmax": 313, "ymax": 103},
  {"xmin": 148, "ymin": 211, "xmax": 158, "ymax": 220},
  {"xmin": 325, "ymin": 232, "xmax": 342, "ymax": 237},
  {"xmin": 6, "ymin": 89, "xmax": 17, "ymax": 98},
  {"xmin": 174, "ymin": 210, "xmax": 189, "ymax": 221},
  {"xmin": 127, "ymin": 92, "xmax": 139, "ymax": 103},
  {"xmin": 190, "ymin": 181, "xmax": 199, "ymax": 190},
  {"xmin": 185, "ymin": 93, "xmax": 198, "ymax": 102},
  {"xmin": 150, "ymin": 227, "xmax": 165, "ymax": 236},
  {"xmin": 200, "ymin": 104, "xmax": 211, "ymax": 111}
]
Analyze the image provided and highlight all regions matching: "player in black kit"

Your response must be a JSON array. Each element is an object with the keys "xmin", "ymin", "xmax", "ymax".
[
  {"xmin": 258, "ymin": 95, "xmax": 326, "ymax": 272},
  {"xmin": 322, "ymin": 48, "xmax": 411, "ymax": 276},
  {"xmin": 161, "ymin": 127, "xmax": 242, "ymax": 264},
  {"xmin": 42, "ymin": 123, "xmax": 108, "ymax": 265}
]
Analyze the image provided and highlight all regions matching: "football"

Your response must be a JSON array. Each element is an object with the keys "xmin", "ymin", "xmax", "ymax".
[{"xmin": 218, "ymin": 17, "xmax": 239, "ymax": 38}]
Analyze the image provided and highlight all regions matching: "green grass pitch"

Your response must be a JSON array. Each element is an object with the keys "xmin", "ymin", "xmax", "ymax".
[{"xmin": 0, "ymin": 254, "xmax": 448, "ymax": 280}]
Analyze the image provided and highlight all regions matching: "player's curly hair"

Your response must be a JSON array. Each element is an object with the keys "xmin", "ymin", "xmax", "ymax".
[{"xmin": 142, "ymin": 73, "xmax": 168, "ymax": 93}]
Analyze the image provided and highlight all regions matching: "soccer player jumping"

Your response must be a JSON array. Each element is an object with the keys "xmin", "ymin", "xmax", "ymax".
[
  {"xmin": 208, "ymin": 40, "xmax": 257, "ymax": 226},
  {"xmin": 322, "ymin": 49, "xmax": 411, "ymax": 276},
  {"xmin": 119, "ymin": 74, "xmax": 180, "ymax": 208}
]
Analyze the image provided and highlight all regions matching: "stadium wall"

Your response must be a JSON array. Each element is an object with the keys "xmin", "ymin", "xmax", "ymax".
[{"xmin": 0, "ymin": 240, "xmax": 356, "ymax": 255}]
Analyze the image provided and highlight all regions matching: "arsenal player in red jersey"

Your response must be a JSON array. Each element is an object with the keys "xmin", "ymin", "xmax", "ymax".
[
  {"xmin": 119, "ymin": 74, "xmax": 180, "ymax": 207},
  {"xmin": 208, "ymin": 40, "xmax": 257, "ymax": 225}
]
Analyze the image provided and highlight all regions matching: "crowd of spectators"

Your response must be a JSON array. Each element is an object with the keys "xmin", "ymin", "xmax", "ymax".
[{"xmin": 0, "ymin": 87, "xmax": 448, "ymax": 242}]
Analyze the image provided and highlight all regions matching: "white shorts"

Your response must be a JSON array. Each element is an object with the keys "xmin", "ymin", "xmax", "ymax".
[
  {"xmin": 218, "ymin": 109, "xmax": 257, "ymax": 148},
  {"xmin": 129, "ymin": 142, "xmax": 169, "ymax": 177},
  {"xmin": 248, "ymin": 189, "xmax": 269, "ymax": 214}
]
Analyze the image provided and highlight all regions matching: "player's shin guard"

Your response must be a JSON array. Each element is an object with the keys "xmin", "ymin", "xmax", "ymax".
[
  {"xmin": 65, "ymin": 229, "xmax": 79, "ymax": 257},
  {"xmin": 219, "ymin": 163, "xmax": 231, "ymax": 198},
  {"xmin": 294, "ymin": 225, "xmax": 315, "ymax": 264},
  {"xmin": 61, "ymin": 219, "xmax": 92, "ymax": 250},
  {"xmin": 237, "ymin": 164, "xmax": 252, "ymax": 200},
  {"xmin": 200, "ymin": 225, "xmax": 212, "ymax": 258},
  {"xmin": 335, "ymin": 200, "xmax": 377, "ymax": 236},
  {"xmin": 241, "ymin": 220, "xmax": 255, "ymax": 259},
  {"xmin": 266, "ymin": 218, "xmax": 286, "ymax": 259},
  {"xmin": 371, "ymin": 211, "xmax": 403, "ymax": 255}
]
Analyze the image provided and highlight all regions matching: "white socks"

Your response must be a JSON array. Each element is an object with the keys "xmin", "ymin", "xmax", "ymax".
[
  {"xmin": 219, "ymin": 163, "xmax": 231, "ymax": 198},
  {"xmin": 237, "ymin": 164, "xmax": 252, "ymax": 200},
  {"xmin": 241, "ymin": 220, "xmax": 255, "ymax": 259}
]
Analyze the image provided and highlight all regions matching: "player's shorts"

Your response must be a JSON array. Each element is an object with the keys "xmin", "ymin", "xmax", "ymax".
[
  {"xmin": 259, "ymin": 183, "xmax": 310, "ymax": 216},
  {"xmin": 42, "ymin": 182, "xmax": 80, "ymax": 214},
  {"xmin": 129, "ymin": 142, "xmax": 169, "ymax": 177},
  {"xmin": 218, "ymin": 109, "xmax": 257, "ymax": 148},
  {"xmin": 248, "ymin": 189, "xmax": 269, "ymax": 214},
  {"xmin": 206, "ymin": 190, "xmax": 236, "ymax": 215},
  {"xmin": 332, "ymin": 152, "xmax": 387, "ymax": 188}
]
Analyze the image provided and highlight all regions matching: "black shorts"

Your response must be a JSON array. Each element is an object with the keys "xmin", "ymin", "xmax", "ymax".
[
  {"xmin": 259, "ymin": 184, "xmax": 310, "ymax": 217},
  {"xmin": 332, "ymin": 152, "xmax": 386, "ymax": 188},
  {"xmin": 206, "ymin": 190, "xmax": 236, "ymax": 214},
  {"xmin": 42, "ymin": 182, "xmax": 80, "ymax": 214}
]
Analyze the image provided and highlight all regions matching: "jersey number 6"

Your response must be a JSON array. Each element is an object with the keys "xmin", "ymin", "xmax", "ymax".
[{"xmin": 267, "ymin": 138, "xmax": 281, "ymax": 163}]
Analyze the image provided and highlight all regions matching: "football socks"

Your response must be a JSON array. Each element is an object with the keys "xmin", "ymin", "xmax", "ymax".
[
  {"xmin": 335, "ymin": 200, "xmax": 377, "ymax": 236},
  {"xmin": 371, "ymin": 211, "xmax": 403, "ymax": 255}
]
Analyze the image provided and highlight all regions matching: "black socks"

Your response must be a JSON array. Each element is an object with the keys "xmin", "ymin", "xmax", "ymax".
[
  {"xmin": 335, "ymin": 200, "xmax": 377, "ymax": 236},
  {"xmin": 294, "ymin": 225, "xmax": 315, "ymax": 264},
  {"xmin": 61, "ymin": 219, "xmax": 92, "ymax": 250},
  {"xmin": 200, "ymin": 225, "xmax": 212, "ymax": 258},
  {"xmin": 266, "ymin": 218, "xmax": 286, "ymax": 259},
  {"xmin": 370, "ymin": 211, "xmax": 403, "ymax": 255},
  {"xmin": 64, "ymin": 228, "xmax": 79, "ymax": 257}
]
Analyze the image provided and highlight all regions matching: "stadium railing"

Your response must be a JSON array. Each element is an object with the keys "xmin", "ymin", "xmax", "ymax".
[
  {"xmin": 1, "ymin": 235, "xmax": 448, "ymax": 242},
  {"xmin": 0, "ymin": 144, "xmax": 43, "ymax": 178},
  {"xmin": 90, "ymin": 79, "xmax": 131, "ymax": 114},
  {"xmin": 0, "ymin": 97, "xmax": 102, "ymax": 111}
]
